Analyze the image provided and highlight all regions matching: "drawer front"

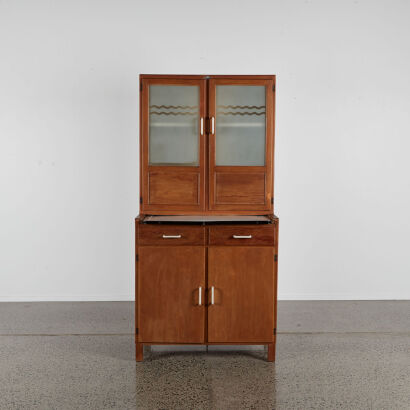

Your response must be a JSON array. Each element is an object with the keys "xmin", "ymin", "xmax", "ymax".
[
  {"xmin": 209, "ymin": 225, "xmax": 275, "ymax": 246},
  {"xmin": 139, "ymin": 225, "xmax": 205, "ymax": 246}
]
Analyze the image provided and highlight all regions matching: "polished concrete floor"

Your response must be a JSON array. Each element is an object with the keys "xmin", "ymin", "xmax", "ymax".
[{"xmin": 0, "ymin": 301, "xmax": 409, "ymax": 409}]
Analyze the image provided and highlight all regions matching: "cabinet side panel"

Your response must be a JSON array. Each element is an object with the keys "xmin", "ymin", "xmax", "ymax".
[
  {"xmin": 135, "ymin": 219, "xmax": 139, "ymax": 343},
  {"xmin": 274, "ymin": 218, "xmax": 279, "ymax": 335}
]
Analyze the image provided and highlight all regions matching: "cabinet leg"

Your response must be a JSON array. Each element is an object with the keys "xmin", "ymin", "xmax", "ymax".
[
  {"xmin": 267, "ymin": 343, "xmax": 276, "ymax": 362},
  {"xmin": 136, "ymin": 343, "xmax": 143, "ymax": 362}
]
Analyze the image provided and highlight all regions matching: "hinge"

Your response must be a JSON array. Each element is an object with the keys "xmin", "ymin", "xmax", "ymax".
[
  {"xmin": 136, "ymin": 328, "xmax": 139, "ymax": 335},
  {"xmin": 272, "ymin": 84, "xmax": 275, "ymax": 92},
  {"xmin": 271, "ymin": 197, "xmax": 274, "ymax": 204},
  {"xmin": 274, "ymin": 254, "xmax": 278, "ymax": 262},
  {"xmin": 274, "ymin": 328, "xmax": 277, "ymax": 335},
  {"xmin": 140, "ymin": 81, "xmax": 143, "ymax": 92},
  {"xmin": 140, "ymin": 197, "xmax": 143, "ymax": 204},
  {"xmin": 136, "ymin": 254, "xmax": 138, "ymax": 262}
]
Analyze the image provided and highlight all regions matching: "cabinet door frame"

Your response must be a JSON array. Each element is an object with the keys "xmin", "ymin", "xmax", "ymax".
[
  {"xmin": 207, "ymin": 246, "xmax": 275, "ymax": 343},
  {"xmin": 208, "ymin": 78, "xmax": 275, "ymax": 212},
  {"xmin": 140, "ymin": 78, "xmax": 207, "ymax": 213},
  {"xmin": 138, "ymin": 246, "xmax": 206, "ymax": 343}
]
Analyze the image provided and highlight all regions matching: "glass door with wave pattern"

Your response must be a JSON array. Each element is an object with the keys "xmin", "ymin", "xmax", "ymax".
[
  {"xmin": 140, "ymin": 78, "xmax": 206, "ymax": 213},
  {"xmin": 208, "ymin": 78, "xmax": 275, "ymax": 212}
]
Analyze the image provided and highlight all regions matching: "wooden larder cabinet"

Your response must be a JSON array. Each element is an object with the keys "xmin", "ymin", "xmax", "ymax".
[{"xmin": 136, "ymin": 75, "xmax": 279, "ymax": 362}]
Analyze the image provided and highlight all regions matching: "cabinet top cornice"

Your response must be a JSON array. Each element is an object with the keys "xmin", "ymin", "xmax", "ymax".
[{"xmin": 140, "ymin": 74, "xmax": 276, "ymax": 80}]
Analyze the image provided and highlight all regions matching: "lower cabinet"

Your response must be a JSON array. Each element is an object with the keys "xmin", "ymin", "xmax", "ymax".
[{"xmin": 135, "ymin": 221, "xmax": 278, "ymax": 362}]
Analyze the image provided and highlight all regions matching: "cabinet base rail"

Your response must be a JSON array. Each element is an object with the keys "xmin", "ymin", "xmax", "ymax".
[{"xmin": 135, "ymin": 341, "xmax": 276, "ymax": 362}]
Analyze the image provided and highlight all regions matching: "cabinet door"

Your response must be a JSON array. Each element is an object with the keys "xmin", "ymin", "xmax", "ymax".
[
  {"xmin": 208, "ymin": 246, "xmax": 274, "ymax": 343},
  {"xmin": 208, "ymin": 78, "xmax": 275, "ymax": 212},
  {"xmin": 138, "ymin": 246, "xmax": 205, "ymax": 343},
  {"xmin": 140, "ymin": 78, "xmax": 206, "ymax": 213}
]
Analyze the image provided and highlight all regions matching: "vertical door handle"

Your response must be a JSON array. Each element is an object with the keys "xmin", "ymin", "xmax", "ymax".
[
  {"xmin": 200, "ymin": 117, "xmax": 204, "ymax": 136},
  {"xmin": 211, "ymin": 117, "xmax": 215, "ymax": 135},
  {"xmin": 198, "ymin": 286, "xmax": 202, "ymax": 306},
  {"xmin": 210, "ymin": 286, "xmax": 215, "ymax": 305}
]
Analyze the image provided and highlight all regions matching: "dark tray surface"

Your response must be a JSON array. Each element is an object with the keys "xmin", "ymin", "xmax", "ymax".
[{"xmin": 142, "ymin": 215, "xmax": 272, "ymax": 225}]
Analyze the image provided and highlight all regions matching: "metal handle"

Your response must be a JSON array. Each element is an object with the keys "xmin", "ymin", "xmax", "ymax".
[
  {"xmin": 200, "ymin": 118, "xmax": 204, "ymax": 136},
  {"xmin": 198, "ymin": 286, "xmax": 202, "ymax": 306},
  {"xmin": 162, "ymin": 235, "xmax": 182, "ymax": 239},
  {"xmin": 211, "ymin": 117, "xmax": 215, "ymax": 135},
  {"xmin": 210, "ymin": 286, "xmax": 215, "ymax": 305},
  {"xmin": 233, "ymin": 235, "xmax": 252, "ymax": 239}
]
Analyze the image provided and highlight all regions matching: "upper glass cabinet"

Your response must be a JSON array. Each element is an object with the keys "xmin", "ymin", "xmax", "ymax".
[
  {"xmin": 149, "ymin": 85, "xmax": 199, "ymax": 166},
  {"xmin": 140, "ymin": 75, "xmax": 274, "ymax": 214},
  {"xmin": 215, "ymin": 85, "xmax": 266, "ymax": 166}
]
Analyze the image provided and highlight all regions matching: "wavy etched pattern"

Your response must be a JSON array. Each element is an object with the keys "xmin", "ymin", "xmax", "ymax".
[
  {"xmin": 217, "ymin": 104, "xmax": 265, "ymax": 116},
  {"xmin": 217, "ymin": 105, "xmax": 265, "ymax": 109},
  {"xmin": 217, "ymin": 111, "xmax": 265, "ymax": 116},
  {"xmin": 150, "ymin": 105, "xmax": 198, "ymax": 109},
  {"xmin": 150, "ymin": 104, "xmax": 198, "ymax": 116},
  {"xmin": 150, "ymin": 111, "xmax": 197, "ymax": 116}
]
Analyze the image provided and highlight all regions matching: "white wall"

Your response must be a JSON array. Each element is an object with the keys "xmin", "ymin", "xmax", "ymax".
[{"xmin": 1, "ymin": 0, "xmax": 410, "ymax": 301}]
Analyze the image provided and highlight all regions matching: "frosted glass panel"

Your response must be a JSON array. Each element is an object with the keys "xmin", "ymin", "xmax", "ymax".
[
  {"xmin": 149, "ymin": 85, "xmax": 199, "ymax": 166},
  {"xmin": 215, "ymin": 86, "xmax": 265, "ymax": 166}
]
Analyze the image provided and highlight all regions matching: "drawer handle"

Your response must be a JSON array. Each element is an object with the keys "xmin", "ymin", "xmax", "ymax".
[
  {"xmin": 162, "ymin": 235, "xmax": 182, "ymax": 239},
  {"xmin": 232, "ymin": 235, "xmax": 252, "ymax": 239}
]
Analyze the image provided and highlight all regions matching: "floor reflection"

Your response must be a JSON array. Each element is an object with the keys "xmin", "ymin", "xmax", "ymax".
[{"xmin": 135, "ymin": 348, "xmax": 276, "ymax": 409}]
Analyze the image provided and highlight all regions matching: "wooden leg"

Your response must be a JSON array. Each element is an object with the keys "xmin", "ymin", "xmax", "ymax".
[
  {"xmin": 267, "ymin": 343, "xmax": 276, "ymax": 362},
  {"xmin": 136, "ymin": 343, "xmax": 143, "ymax": 362}
]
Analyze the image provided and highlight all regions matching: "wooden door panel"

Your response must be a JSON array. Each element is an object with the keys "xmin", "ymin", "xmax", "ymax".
[
  {"xmin": 208, "ymin": 246, "xmax": 275, "ymax": 343},
  {"xmin": 208, "ymin": 78, "xmax": 275, "ymax": 212},
  {"xmin": 148, "ymin": 170, "xmax": 199, "ymax": 206},
  {"xmin": 140, "ymin": 78, "xmax": 206, "ymax": 213},
  {"xmin": 215, "ymin": 171, "xmax": 265, "ymax": 205},
  {"xmin": 138, "ymin": 246, "xmax": 205, "ymax": 343}
]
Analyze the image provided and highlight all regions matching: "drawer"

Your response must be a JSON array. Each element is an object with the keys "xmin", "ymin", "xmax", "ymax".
[
  {"xmin": 209, "ymin": 225, "xmax": 275, "ymax": 246},
  {"xmin": 139, "ymin": 224, "xmax": 205, "ymax": 246}
]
